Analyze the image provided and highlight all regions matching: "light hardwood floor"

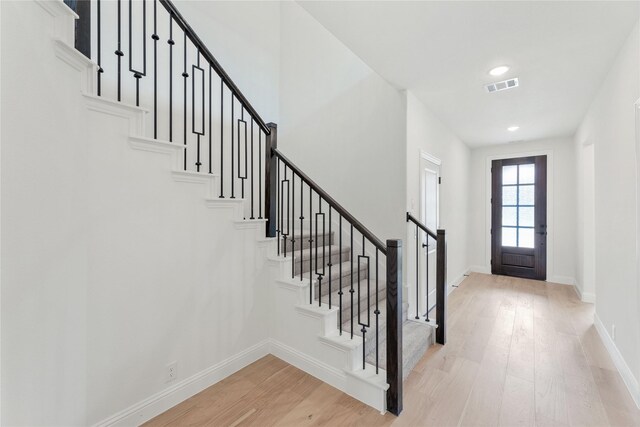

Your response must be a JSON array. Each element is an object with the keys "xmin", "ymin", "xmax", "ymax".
[{"xmin": 145, "ymin": 273, "xmax": 640, "ymax": 426}]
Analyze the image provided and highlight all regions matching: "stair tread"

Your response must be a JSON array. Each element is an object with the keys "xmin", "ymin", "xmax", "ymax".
[
  {"xmin": 318, "ymin": 278, "xmax": 386, "ymax": 307},
  {"xmin": 365, "ymin": 320, "xmax": 433, "ymax": 379},
  {"xmin": 290, "ymin": 244, "xmax": 348, "ymax": 262},
  {"xmin": 282, "ymin": 229, "xmax": 334, "ymax": 239},
  {"xmin": 295, "ymin": 259, "xmax": 369, "ymax": 282}
]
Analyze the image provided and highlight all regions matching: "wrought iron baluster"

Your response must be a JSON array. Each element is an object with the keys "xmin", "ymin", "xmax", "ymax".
[
  {"xmin": 250, "ymin": 119, "xmax": 255, "ymax": 219},
  {"xmin": 182, "ymin": 32, "xmax": 188, "ymax": 170},
  {"xmin": 328, "ymin": 205, "xmax": 332, "ymax": 309},
  {"xmin": 208, "ymin": 66, "xmax": 212, "ymax": 174},
  {"xmin": 192, "ymin": 53, "xmax": 205, "ymax": 172},
  {"xmin": 115, "ymin": 0, "xmax": 123, "ymax": 101},
  {"xmin": 315, "ymin": 196, "xmax": 325, "ymax": 307},
  {"xmin": 168, "ymin": 15, "xmax": 173, "ymax": 141},
  {"xmin": 236, "ymin": 107, "xmax": 248, "ymax": 201},
  {"xmin": 152, "ymin": 0, "xmax": 158, "ymax": 137},
  {"xmin": 281, "ymin": 165, "xmax": 290, "ymax": 259},
  {"xmin": 128, "ymin": 0, "xmax": 146, "ymax": 106},
  {"xmin": 290, "ymin": 171, "xmax": 295, "ymax": 275},
  {"xmin": 258, "ymin": 131, "xmax": 263, "ymax": 219},
  {"xmin": 339, "ymin": 215, "xmax": 343, "ymax": 334},
  {"xmin": 415, "ymin": 224, "xmax": 420, "ymax": 319},
  {"xmin": 97, "ymin": 0, "xmax": 103, "ymax": 96},
  {"xmin": 299, "ymin": 175, "xmax": 303, "ymax": 281},
  {"xmin": 230, "ymin": 95, "xmax": 235, "ymax": 198},
  {"xmin": 424, "ymin": 234, "xmax": 430, "ymax": 321},
  {"xmin": 276, "ymin": 159, "xmax": 281, "ymax": 256},
  {"xmin": 359, "ymin": 238, "xmax": 370, "ymax": 369},
  {"xmin": 219, "ymin": 80, "xmax": 224, "ymax": 197},
  {"xmin": 309, "ymin": 184, "xmax": 313, "ymax": 300},
  {"xmin": 350, "ymin": 223, "xmax": 354, "ymax": 338},
  {"xmin": 375, "ymin": 248, "xmax": 380, "ymax": 373}
]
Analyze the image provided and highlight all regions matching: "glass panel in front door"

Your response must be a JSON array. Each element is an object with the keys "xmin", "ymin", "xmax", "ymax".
[{"xmin": 501, "ymin": 163, "xmax": 535, "ymax": 248}]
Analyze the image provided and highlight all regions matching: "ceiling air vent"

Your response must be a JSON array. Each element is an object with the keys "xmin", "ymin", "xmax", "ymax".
[{"xmin": 485, "ymin": 77, "xmax": 519, "ymax": 93}]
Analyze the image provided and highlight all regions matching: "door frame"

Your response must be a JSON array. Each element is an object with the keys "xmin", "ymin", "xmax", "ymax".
[
  {"xmin": 420, "ymin": 150, "xmax": 441, "ymax": 250},
  {"xmin": 483, "ymin": 149, "xmax": 555, "ymax": 282}
]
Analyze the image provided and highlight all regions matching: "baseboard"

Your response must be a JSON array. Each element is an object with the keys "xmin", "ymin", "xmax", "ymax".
[
  {"xmin": 550, "ymin": 275, "xmax": 575, "ymax": 286},
  {"xmin": 93, "ymin": 340, "xmax": 271, "ymax": 427},
  {"xmin": 269, "ymin": 339, "xmax": 346, "ymax": 392},
  {"xmin": 468, "ymin": 265, "xmax": 491, "ymax": 274},
  {"xmin": 269, "ymin": 339, "xmax": 386, "ymax": 413},
  {"xmin": 448, "ymin": 269, "xmax": 470, "ymax": 293},
  {"xmin": 594, "ymin": 314, "xmax": 640, "ymax": 409},
  {"xmin": 572, "ymin": 282, "xmax": 596, "ymax": 303}
]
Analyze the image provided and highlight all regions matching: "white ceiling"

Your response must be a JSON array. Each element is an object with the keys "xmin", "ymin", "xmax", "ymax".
[{"xmin": 298, "ymin": 1, "xmax": 640, "ymax": 147}]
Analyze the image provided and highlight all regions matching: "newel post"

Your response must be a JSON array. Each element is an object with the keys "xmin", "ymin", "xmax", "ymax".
[
  {"xmin": 386, "ymin": 239, "xmax": 403, "ymax": 415},
  {"xmin": 436, "ymin": 229, "xmax": 447, "ymax": 344},
  {"xmin": 265, "ymin": 123, "xmax": 278, "ymax": 237}
]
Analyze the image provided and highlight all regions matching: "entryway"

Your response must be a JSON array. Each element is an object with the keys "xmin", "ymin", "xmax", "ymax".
[{"xmin": 491, "ymin": 156, "xmax": 547, "ymax": 280}]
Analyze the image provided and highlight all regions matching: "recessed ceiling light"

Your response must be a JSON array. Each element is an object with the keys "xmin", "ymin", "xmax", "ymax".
[
  {"xmin": 489, "ymin": 66, "xmax": 510, "ymax": 76},
  {"xmin": 508, "ymin": 126, "xmax": 520, "ymax": 132}
]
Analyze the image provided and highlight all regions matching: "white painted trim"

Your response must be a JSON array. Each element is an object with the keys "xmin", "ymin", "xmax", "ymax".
[
  {"xmin": 83, "ymin": 94, "xmax": 148, "ymax": 136},
  {"xmin": 449, "ymin": 270, "xmax": 470, "ymax": 290},
  {"xmin": 420, "ymin": 149, "xmax": 442, "ymax": 166},
  {"xmin": 483, "ymin": 150, "xmax": 555, "ymax": 280},
  {"xmin": 171, "ymin": 170, "xmax": 218, "ymax": 199},
  {"xmin": 468, "ymin": 265, "xmax": 491, "ymax": 274},
  {"xmin": 129, "ymin": 136, "xmax": 185, "ymax": 170},
  {"xmin": 572, "ymin": 282, "xmax": 596, "ymax": 304},
  {"xmin": 234, "ymin": 219, "xmax": 267, "ymax": 230},
  {"xmin": 594, "ymin": 314, "xmax": 640, "ymax": 409},
  {"xmin": 52, "ymin": 39, "xmax": 97, "ymax": 94},
  {"xmin": 549, "ymin": 275, "xmax": 575, "ymax": 286},
  {"xmin": 35, "ymin": 0, "xmax": 77, "ymax": 45},
  {"xmin": 93, "ymin": 340, "xmax": 271, "ymax": 427},
  {"xmin": 36, "ymin": 0, "xmax": 78, "ymax": 18},
  {"xmin": 269, "ymin": 339, "xmax": 348, "ymax": 394},
  {"xmin": 269, "ymin": 339, "xmax": 387, "ymax": 413}
]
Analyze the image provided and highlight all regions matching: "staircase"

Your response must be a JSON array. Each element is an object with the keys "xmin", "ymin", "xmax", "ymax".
[
  {"xmin": 280, "ymin": 230, "xmax": 434, "ymax": 380},
  {"xmin": 50, "ymin": 0, "xmax": 448, "ymax": 420}
]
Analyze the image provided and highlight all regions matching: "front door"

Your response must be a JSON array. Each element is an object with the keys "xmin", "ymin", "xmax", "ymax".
[{"xmin": 491, "ymin": 156, "xmax": 547, "ymax": 280}]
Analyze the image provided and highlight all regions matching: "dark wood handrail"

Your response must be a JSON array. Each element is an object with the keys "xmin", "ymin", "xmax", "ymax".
[
  {"xmin": 272, "ymin": 148, "xmax": 387, "ymax": 255},
  {"xmin": 406, "ymin": 212, "xmax": 437, "ymax": 240},
  {"xmin": 159, "ymin": 0, "xmax": 270, "ymax": 134}
]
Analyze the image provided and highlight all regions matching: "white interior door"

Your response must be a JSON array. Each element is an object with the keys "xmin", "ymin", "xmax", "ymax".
[{"xmin": 420, "ymin": 156, "xmax": 440, "ymax": 318}]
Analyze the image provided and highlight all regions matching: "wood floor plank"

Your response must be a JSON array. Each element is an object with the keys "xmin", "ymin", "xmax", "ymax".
[
  {"xmin": 145, "ymin": 273, "xmax": 640, "ymax": 427},
  {"xmin": 498, "ymin": 374, "xmax": 535, "ymax": 427}
]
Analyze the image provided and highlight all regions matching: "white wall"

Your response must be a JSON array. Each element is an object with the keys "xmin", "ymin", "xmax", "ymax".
[
  {"xmin": 468, "ymin": 137, "xmax": 577, "ymax": 285},
  {"xmin": 405, "ymin": 91, "xmax": 470, "ymax": 294},
  {"xmin": 2, "ymin": 3, "xmax": 89, "ymax": 424},
  {"xmin": 175, "ymin": 0, "xmax": 280, "ymax": 123},
  {"xmin": 574, "ymin": 138, "xmax": 596, "ymax": 302},
  {"xmin": 1, "ymin": 2, "xmax": 272, "ymax": 425},
  {"xmin": 575, "ymin": 22, "xmax": 640, "ymax": 401},
  {"xmin": 278, "ymin": 2, "xmax": 407, "ymax": 244}
]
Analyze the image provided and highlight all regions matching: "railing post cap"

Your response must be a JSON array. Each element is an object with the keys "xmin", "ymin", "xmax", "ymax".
[
  {"xmin": 437, "ymin": 229, "xmax": 446, "ymax": 235},
  {"xmin": 387, "ymin": 239, "xmax": 402, "ymax": 248},
  {"xmin": 267, "ymin": 122, "xmax": 278, "ymax": 129}
]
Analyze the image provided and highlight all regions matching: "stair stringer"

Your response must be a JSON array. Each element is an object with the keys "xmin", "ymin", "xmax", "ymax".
[{"xmin": 267, "ymin": 257, "xmax": 389, "ymax": 413}]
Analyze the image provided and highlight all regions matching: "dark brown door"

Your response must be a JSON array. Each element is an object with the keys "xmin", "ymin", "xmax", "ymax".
[{"xmin": 491, "ymin": 156, "xmax": 547, "ymax": 280}]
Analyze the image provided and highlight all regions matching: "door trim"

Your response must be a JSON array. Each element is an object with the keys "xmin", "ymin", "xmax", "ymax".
[
  {"xmin": 482, "ymin": 149, "xmax": 556, "ymax": 282},
  {"xmin": 420, "ymin": 149, "xmax": 442, "ymax": 166}
]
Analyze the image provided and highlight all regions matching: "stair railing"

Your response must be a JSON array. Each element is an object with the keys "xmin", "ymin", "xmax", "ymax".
[
  {"xmin": 266, "ymin": 140, "xmax": 404, "ymax": 414},
  {"xmin": 65, "ymin": 0, "xmax": 404, "ymax": 415},
  {"xmin": 406, "ymin": 212, "xmax": 446, "ymax": 344},
  {"xmin": 69, "ymin": 0, "xmax": 272, "ymax": 217}
]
